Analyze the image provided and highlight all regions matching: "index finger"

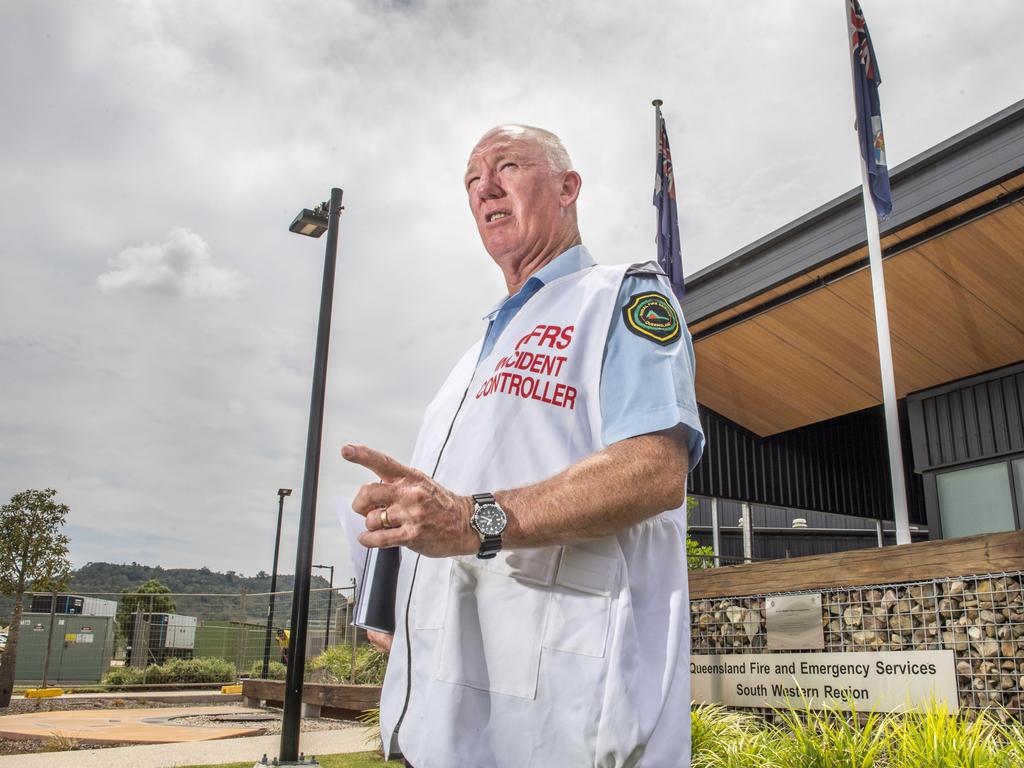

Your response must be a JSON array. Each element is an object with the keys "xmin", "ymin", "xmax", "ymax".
[{"xmin": 342, "ymin": 444, "xmax": 413, "ymax": 482}]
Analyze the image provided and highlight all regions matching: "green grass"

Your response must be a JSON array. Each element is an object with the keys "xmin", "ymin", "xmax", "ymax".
[
  {"xmin": 689, "ymin": 700, "xmax": 1024, "ymax": 768},
  {"xmin": 189, "ymin": 702, "xmax": 1024, "ymax": 768},
  {"xmin": 189, "ymin": 752, "xmax": 393, "ymax": 768}
]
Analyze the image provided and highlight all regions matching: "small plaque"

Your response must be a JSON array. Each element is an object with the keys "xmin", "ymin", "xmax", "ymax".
[{"xmin": 766, "ymin": 593, "xmax": 824, "ymax": 650}]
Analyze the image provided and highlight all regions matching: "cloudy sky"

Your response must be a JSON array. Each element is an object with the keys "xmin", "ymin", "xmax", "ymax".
[{"xmin": 2, "ymin": 1, "xmax": 1022, "ymax": 587}]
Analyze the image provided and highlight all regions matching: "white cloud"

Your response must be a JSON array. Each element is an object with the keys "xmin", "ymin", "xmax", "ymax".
[{"xmin": 97, "ymin": 228, "xmax": 243, "ymax": 299}]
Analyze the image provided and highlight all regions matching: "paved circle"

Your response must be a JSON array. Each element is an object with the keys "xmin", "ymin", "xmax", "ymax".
[{"xmin": 0, "ymin": 706, "xmax": 267, "ymax": 745}]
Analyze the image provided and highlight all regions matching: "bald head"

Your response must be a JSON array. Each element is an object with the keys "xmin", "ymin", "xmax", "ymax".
[
  {"xmin": 465, "ymin": 124, "xmax": 583, "ymax": 294},
  {"xmin": 476, "ymin": 124, "xmax": 574, "ymax": 175}
]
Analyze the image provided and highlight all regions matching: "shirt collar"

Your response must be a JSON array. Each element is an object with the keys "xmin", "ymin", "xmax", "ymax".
[{"xmin": 482, "ymin": 245, "xmax": 596, "ymax": 319}]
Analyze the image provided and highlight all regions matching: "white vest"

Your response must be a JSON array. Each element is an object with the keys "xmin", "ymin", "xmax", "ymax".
[{"xmin": 381, "ymin": 263, "xmax": 692, "ymax": 768}]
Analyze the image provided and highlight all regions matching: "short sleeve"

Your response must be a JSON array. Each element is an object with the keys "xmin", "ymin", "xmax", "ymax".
[{"xmin": 599, "ymin": 273, "xmax": 705, "ymax": 470}]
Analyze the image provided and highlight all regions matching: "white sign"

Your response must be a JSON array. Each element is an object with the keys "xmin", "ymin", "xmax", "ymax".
[{"xmin": 691, "ymin": 650, "xmax": 958, "ymax": 712}]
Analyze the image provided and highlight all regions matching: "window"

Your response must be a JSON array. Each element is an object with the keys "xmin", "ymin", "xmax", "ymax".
[
  {"xmin": 1013, "ymin": 458, "xmax": 1024, "ymax": 521},
  {"xmin": 936, "ymin": 462, "xmax": 1017, "ymax": 539}
]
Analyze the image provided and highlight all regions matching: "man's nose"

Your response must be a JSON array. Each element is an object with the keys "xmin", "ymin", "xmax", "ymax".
[{"xmin": 475, "ymin": 171, "xmax": 503, "ymax": 200}]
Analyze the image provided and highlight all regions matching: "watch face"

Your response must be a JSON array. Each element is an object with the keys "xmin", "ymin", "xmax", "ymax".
[{"xmin": 473, "ymin": 503, "xmax": 507, "ymax": 535}]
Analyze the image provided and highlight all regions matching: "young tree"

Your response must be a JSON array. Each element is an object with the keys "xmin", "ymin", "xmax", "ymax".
[
  {"xmin": 0, "ymin": 489, "xmax": 71, "ymax": 707},
  {"xmin": 115, "ymin": 578, "xmax": 177, "ymax": 647}
]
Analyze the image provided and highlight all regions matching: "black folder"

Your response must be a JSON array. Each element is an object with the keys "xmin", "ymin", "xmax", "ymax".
[{"xmin": 353, "ymin": 546, "xmax": 400, "ymax": 633}]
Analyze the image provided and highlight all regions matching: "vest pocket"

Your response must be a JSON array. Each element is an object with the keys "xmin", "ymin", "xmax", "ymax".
[
  {"xmin": 436, "ymin": 560, "xmax": 548, "ymax": 700},
  {"xmin": 411, "ymin": 558, "xmax": 451, "ymax": 631},
  {"xmin": 542, "ymin": 546, "xmax": 620, "ymax": 658}
]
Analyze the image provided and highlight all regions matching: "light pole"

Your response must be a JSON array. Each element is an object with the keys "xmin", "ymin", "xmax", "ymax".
[
  {"xmin": 276, "ymin": 188, "xmax": 343, "ymax": 767},
  {"xmin": 312, "ymin": 564, "xmax": 335, "ymax": 652},
  {"xmin": 262, "ymin": 488, "xmax": 292, "ymax": 679}
]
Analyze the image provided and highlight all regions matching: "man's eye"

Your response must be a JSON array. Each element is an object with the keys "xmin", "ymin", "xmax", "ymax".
[
  {"xmin": 466, "ymin": 177, "xmax": 479, "ymax": 189},
  {"xmin": 499, "ymin": 162, "xmax": 517, "ymax": 171}
]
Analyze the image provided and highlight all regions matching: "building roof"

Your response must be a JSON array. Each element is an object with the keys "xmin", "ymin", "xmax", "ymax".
[{"xmin": 686, "ymin": 99, "xmax": 1024, "ymax": 436}]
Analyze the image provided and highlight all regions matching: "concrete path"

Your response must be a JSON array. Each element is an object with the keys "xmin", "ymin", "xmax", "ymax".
[{"xmin": 0, "ymin": 727, "xmax": 377, "ymax": 767}]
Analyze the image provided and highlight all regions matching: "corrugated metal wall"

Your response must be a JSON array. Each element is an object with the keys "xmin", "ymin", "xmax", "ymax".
[
  {"xmin": 908, "ymin": 363, "xmax": 1024, "ymax": 471},
  {"xmin": 689, "ymin": 497, "xmax": 879, "ymax": 530},
  {"xmin": 688, "ymin": 529, "xmax": 883, "ymax": 561},
  {"xmin": 686, "ymin": 498, "xmax": 923, "ymax": 561},
  {"xmin": 689, "ymin": 404, "xmax": 927, "ymax": 524}
]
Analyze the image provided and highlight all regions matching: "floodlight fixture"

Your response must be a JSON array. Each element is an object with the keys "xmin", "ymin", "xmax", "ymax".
[
  {"xmin": 278, "ymin": 488, "xmax": 293, "ymax": 497},
  {"xmin": 289, "ymin": 203, "xmax": 330, "ymax": 238}
]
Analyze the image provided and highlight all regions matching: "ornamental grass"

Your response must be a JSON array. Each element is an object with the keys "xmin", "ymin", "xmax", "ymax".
[{"xmin": 690, "ymin": 701, "xmax": 1024, "ymax": 768}]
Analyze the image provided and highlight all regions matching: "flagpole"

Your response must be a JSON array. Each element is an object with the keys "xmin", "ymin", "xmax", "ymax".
[
  {"xmin": 652, "ymin": 99, "xmax": 663, "ymax": 236},
  {"xmin": 844, "ymin": 1, "xmax": 911, "ymax": 545}
]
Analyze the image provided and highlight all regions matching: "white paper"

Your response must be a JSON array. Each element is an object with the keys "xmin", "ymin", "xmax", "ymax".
[{"xmin": 335, "ymin": 496, "xmax": 368, "ymax": 590}]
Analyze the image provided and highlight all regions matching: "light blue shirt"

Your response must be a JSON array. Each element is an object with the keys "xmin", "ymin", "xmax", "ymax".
[{"xmin": 480, "ymin": 245, "xmax": 705, "ymax": 469}]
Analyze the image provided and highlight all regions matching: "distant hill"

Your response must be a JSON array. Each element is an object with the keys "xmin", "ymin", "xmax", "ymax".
[
  {"xmin": 69, "ymin": 562, "xmax": 332, "ymax": 596},
  {"xmin": 0, "ymin": 563, "xmax": 338, "ymax": 625}
]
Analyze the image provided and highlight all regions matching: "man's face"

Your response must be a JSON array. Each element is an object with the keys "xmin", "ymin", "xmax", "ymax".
[{"xmin": 464, "ymin": 131, "xmax": 570, "ymax": 266}]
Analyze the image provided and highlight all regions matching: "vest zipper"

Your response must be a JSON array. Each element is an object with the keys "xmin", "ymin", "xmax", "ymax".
[{"xmin": 392, "ymin": 383, "xmax": 471, "ymax": 748}]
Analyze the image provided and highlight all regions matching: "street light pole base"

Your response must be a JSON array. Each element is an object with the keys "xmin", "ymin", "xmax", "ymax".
[{"xmin": 253, "ymin": 754, "xmax": 321, "ymax": 767}]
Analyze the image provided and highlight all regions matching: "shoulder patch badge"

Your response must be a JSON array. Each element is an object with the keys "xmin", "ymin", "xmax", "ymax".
[{"xmin": 622, "ymin": 291, "xmax": 681, "ymax": 345}]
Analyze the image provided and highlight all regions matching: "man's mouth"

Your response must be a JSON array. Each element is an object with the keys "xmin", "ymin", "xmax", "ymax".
[{"xmin": 485, "ymin": 211, "xmax": 510, "ymax": 223}]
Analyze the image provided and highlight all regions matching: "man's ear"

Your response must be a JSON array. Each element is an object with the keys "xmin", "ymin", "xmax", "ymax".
[{"xmin": 559, "ymin": 170, "xmax": 582, "ymax": 208}]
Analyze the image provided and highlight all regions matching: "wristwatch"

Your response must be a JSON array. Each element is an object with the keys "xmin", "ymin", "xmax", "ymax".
[{"xmin": 469, "ymin": 492, "xmax": 507, "ymax": 560}]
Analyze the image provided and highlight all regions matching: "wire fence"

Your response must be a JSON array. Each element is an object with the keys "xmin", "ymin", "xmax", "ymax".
[
  {"xmin": 1, "ymin": 587, "xmax": 375, "ymax": 689},
  {"xmin": 690, "ymin": 571, "xmax": 1024, "ymax": 722}
]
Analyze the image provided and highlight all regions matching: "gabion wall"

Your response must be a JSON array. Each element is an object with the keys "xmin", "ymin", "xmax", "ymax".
[{"xmin": 690, "ymin": 572, "xmax": 1024, "ymax": 721}]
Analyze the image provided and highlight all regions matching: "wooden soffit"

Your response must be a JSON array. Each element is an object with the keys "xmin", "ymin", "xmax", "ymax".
[{"xmin": 693, "ymin": 179, "xmax": 1024, "ymax": 437}]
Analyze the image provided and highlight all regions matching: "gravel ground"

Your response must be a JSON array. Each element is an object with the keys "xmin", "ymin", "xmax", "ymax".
[
  {"xmin": 168, "ymin": 710, "xmax": 364, "ymax": 735},
  {"xmin": 0, "ymin": 699, "xmax": 363, "ymax": 756}
]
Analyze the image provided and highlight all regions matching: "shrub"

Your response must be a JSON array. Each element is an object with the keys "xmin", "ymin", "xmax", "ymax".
[
  {"xmin": 309, "ymin": 644, "xmax": 387, "ymax": 685},
  {"xmin": 886, "ymin": 704, "xmax": 1009, "ymax": 768},
  {"xmin": 358, "ymin": 706, "xmax": 383, "ymax": 750},
  {"xmin": 103, "ymin": 656, "xmax": 236, "ymax": 689},
  {"xmin": 247, "ymin": 659, "xmax": 287, "ymax": 680},
  {"xmin": 691, "ymin": 703, "xmax": 760, "ymax": 765},
  {"xmin": 687, "ymin": 537, "xmax": 716, "ymax": 569},
  {"xmin": 685, "ymin": 496, "xmax": 715, "ymax": 569},
  {"xmin": 689, "ymin": 701, "xmax": 1024, "ymax": 767},
  {"xmin": 40, "ymin": 733, "xmax": 78, "ymax": 752},
  {"xmin": 774, "ymin": 702, "xmax": 887, "ymax": 768}
]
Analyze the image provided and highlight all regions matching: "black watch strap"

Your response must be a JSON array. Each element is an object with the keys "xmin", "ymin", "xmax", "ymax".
[
  {"xmin": 472, "ymin": 493, "xmax": 503, "ymax": 560},
  {"xmin": 477, "ymin": 535, "xmax": 502, "ymax": 559}
]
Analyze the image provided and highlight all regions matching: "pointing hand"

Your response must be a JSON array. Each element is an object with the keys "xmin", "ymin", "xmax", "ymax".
[{"xmin": 343, "ymin": 444, "xmax": 478, "ymax": 558}]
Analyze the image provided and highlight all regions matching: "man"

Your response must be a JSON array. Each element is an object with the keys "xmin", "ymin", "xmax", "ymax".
[
  {"xmin": 275, "ymin": 627, "xmax": 290, "ymax": 666},
  {"xmin": 344, "ymin": 125, "xmax": 704, "ymax": 767}
]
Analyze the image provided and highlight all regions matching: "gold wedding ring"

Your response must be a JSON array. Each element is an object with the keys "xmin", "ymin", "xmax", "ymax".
[{"xmin": 380, "ymin": 508, "xmax": 392, "ymax": 529}]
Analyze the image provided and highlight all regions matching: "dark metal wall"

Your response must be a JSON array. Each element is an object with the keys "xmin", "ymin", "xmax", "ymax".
[
  {"xmin": 689, "ymin": 497, "xmax": 879, "ymax": 530},
  {"xmin": 906, "ymin": 361, "xmax": 1024, "ymax": 537},
  {"xmin": 689, "ymin": 529, "xmax": 882, "ymax": 562},
  {"xmin": 907, "ymin": 362, "xmax": 1024, "ymax": 472},
  {"xmin": 687, "ymin": 497, "xmax": 927, "ymax": 561},
  {"xmin": 690, "ymin": 404, "xmax": 927, "ymax": 524}
]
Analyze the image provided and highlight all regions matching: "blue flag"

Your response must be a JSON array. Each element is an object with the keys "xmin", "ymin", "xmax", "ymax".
[
  {"xmin": 848, "ymin": 0, "xmax": 892, "ymax": 219},
  {"xmin": 653, "ymin": 110, "xmax": 685, "ymax": 299}
]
